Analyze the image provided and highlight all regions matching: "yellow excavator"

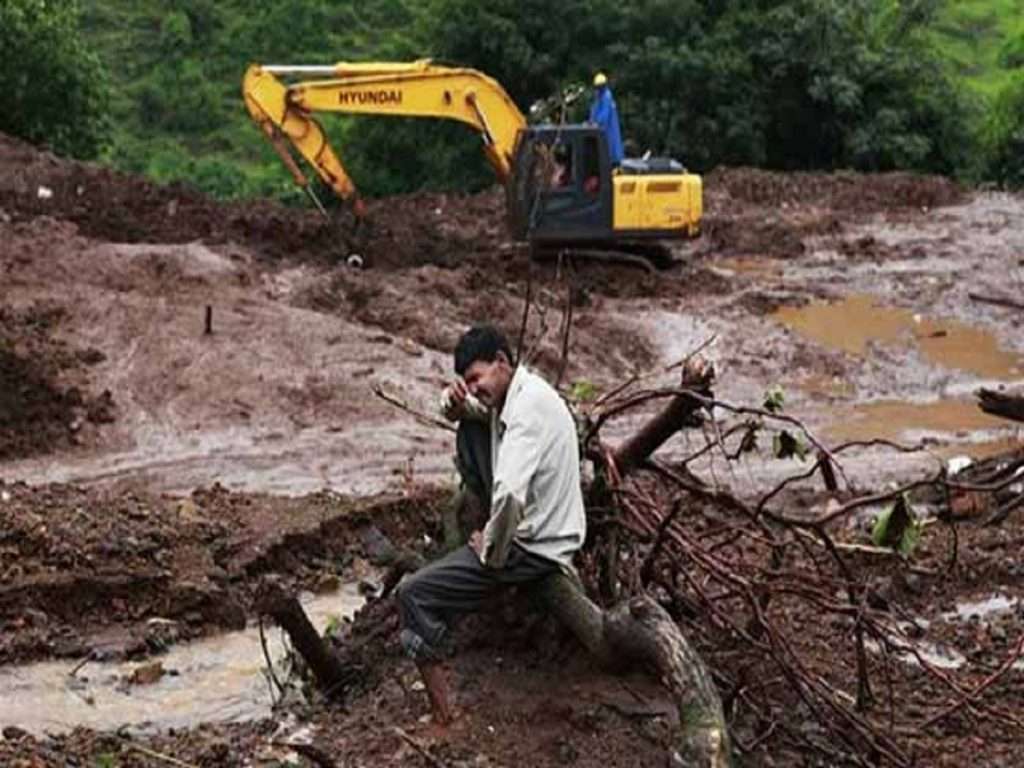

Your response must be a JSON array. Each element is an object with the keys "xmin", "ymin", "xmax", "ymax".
[{"xmin": 242, "ymin": 59, "xmax": 702, "ymax": 264}]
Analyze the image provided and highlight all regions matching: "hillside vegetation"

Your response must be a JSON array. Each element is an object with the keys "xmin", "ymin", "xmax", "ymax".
[
  {"xmin": 934, "ymin": 0, "xmax": 1024, "ymax": 95},
  {"xmin": 5, "ymin": 0, "xmax": 1024, "ymax": 201}
]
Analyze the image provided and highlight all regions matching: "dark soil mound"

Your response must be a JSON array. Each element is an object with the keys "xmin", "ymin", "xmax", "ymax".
[
  {"xmin": 0, "ymin": 133, "xmax": 505, "ymax": 271},
  {"xmin": 0, "ymin": 133, "xmax": 342, "ymax": 261},
  {"xmin": 707, "ymin": 166, "xmax": 965, "ymax": 213},
  {"xmin": 0, "ymin": 304, "xmax": 110, "ymax": 461}
]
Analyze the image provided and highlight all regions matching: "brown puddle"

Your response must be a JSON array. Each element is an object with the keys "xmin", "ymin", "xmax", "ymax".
[
  {"xmin": 937, "ymin": 436, "xmax": 1024, "ymax": 460},
  {"xmin": 0, "ymin": 586, "xmax": 365, "ymax": 735},
  {"xmin": 774, "ymin": 295, "xmax": 1023, "ymax": 378},
  {"xmin": 828, "ymin": 399, "xmax": 1010, "ymax": 443}
]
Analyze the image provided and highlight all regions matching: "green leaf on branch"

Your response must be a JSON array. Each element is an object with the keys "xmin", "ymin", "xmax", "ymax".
[
  {"xmin": 569, "ymin": 379, "xmax": 597, "ymax": 403},
  {"xmin": 772, "ymin": 430, "xmax": 807, "ymax": 461},
  {"xmin": 323, "ymin": 614, "xmax": 343, "ymax": 638},
  {"xmin": 739, "ymin": 426, "xmax": 759, "ymax": 455},
  {"xmin": 871, "ymin": 494, "xmax": 921, "ymax": 556},
  {"xmin": 763, "ymin": 386, "xmax": 786, "ymax": 413}
]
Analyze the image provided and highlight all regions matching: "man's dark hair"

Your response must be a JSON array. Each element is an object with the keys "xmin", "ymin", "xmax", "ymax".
[{"xmin": 454, "ymin": 325, "xmax": 513, "ymax": 376}]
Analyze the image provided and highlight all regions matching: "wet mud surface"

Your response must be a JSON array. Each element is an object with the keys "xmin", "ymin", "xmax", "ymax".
[
  {"xmin": 1, "ymin": 132, "xmax": 1023, "ymax": 765},
  {"xmin": 2, "ymin": 476, "xmax": 1024, "ymax": 767},
  {"xmin": 0, "ymin": 481, "xmax": 441, "ymax": 667}
]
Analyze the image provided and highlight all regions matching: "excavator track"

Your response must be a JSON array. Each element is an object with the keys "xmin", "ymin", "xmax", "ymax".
[{"xmin": 532, "ymin": 240, "xmax": 677, "ymax": 272}]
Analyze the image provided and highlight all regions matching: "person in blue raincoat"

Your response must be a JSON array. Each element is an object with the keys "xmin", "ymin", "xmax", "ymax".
[{"xmin": 588, "ymin": 72, "xmax": 624, "ymax": 166}]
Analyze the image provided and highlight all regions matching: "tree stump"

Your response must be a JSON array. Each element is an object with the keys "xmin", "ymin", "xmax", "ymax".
[
  {"xmin": 978, "ymin": 388, "xmax": 1024, "ymax": 424},
  {"xmin": 255, "ymin": 580, "xmax": 356, "ymax": 699}
]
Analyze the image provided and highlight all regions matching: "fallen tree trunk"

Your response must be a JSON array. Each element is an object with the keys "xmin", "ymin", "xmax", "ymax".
[
  {"xmin": 580, "ymin": 357, "xmax": 730, "ymax": 765},
  {"xmin": 978, "ymin": 388, "xmax": 1024, "ymax": 424},
  {"xmin": 535, "ymin": 572, "xmax": 732, "ymax": 766},
  {"xmin": 609, "ymin": 358, "xmax": 715, "ymax": 475},
  {"xmin": 968, "ymin": 291, "xmax": 1024, "ymax": 313}
]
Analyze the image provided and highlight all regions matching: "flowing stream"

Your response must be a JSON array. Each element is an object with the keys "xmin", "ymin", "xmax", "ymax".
[{"xmin": 0, "ymin": 586, "xmax": 364, "ymax": 735}]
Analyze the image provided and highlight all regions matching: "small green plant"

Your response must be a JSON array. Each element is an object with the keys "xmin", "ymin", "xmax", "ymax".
[
  {"xmin": 569, "ymin": 379, "xmax": 597, "ymax": 403},
  {"xmin": 95, "ymin": 754, "xmax": 119, "ymax": 768},
  {"xmin": 323, "ymin": 614, "xmax": 342, "ymax": 637}
]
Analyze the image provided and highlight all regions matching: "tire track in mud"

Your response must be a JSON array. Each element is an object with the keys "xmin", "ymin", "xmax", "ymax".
[{"xmin": 3, "ymin": 424, "xmax": 454, "ymax": 496}]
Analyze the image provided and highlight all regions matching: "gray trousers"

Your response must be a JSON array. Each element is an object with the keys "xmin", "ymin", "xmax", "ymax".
[
  {"xmin": 442, "ymin": 419, "xmax": 492, "ymax": 545},
  {"xmin": 455, "ymin": 418, "xmax": 492, "ymax": 503},
  {"xmin": 397, "ymin": 543, "xmax": 559, "ymax": 662}
]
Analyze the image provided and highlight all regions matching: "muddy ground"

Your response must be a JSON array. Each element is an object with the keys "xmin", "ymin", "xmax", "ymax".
[{"xmin": 1, "ymin": 132, "xmax": 1022, "ymax": 766}]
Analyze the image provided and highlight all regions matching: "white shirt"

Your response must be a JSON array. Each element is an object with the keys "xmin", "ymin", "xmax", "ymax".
[{"xmin": 481, "ymin": 366, "xmax": 586, "ymax": 569}]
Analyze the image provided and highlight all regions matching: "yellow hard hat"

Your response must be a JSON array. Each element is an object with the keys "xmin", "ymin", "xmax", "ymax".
[{"xmin": 593, "ymin": 72, "xmax": 607, "ymax": 87}]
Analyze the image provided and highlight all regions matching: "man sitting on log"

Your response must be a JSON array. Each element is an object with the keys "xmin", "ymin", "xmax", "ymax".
[{"xmin": 397, "ymin": 324, "xmax": 587, "ymax": 726}]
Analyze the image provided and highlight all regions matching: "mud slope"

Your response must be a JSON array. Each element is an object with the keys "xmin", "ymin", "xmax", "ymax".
[{"xmin": 2, "ymin": 133, "xmax": 1019, "ymax": 497}]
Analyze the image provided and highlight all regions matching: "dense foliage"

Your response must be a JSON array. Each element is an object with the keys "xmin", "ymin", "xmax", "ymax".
[
  {"xmin": 983, "ymin": 71, "xmax": 1024, "ymax": 187},
  {"xmin": 0, "ymin": 0, "xmax": 111, "ymax": 159},
  {"xmin": 422, "ymin": 0, "xmax": 977, "ymax": 176},
  {"xmin": 5, "ymin": 0, "xmax": 1023, "ymax": 196}
]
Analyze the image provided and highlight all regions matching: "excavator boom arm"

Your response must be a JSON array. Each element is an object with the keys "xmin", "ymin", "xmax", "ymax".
[{"xmin": 243, "ymin": 60, "xmax": 527, "ymax": 207}]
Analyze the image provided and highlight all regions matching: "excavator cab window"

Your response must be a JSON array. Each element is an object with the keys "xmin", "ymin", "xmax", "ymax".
[
  {"xmin": 541, "ymin": 139, "xmax": 579, "ymax": 215},
  {"xmin": 509, "ymin": 125, "xmax": 613, "ymax": 242},
  {"xmin": 551, "ymin": 141, "xmax": 573, "ymax": 189},
  {"xmin": 581, "ymin": 136, "xmax": 601, "ymax": 197}
]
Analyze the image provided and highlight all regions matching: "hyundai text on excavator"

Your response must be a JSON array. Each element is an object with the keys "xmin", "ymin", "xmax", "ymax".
[{"xmin": 242, "ymin": 60, "xmax": 702, "ymax": 265}]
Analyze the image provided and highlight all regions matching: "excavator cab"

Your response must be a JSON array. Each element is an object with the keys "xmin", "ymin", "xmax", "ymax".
[
  {"xmin": 507, "ymin": 125, "xmax": 702, "ymax": 252},
  {"xmin": 507, "ymin": 125, "xmax": 614, "ymax": 243}
]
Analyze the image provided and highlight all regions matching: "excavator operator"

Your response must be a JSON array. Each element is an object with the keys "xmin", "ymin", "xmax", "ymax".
[{"xmin": 588, "ymin": 72, "xmax": 623, "ymax": 167}]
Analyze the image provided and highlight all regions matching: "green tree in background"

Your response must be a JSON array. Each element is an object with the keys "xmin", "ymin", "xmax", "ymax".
[
  {"xmin": 423, "ymin": 0, "xmax": 972, "ymax": 177},
  {"xmin": 58, "ymin": 0, "xmax": 1016, "ymax": 198},
  {"xmin": 425, "ymin": 0, "xmax": 618, "ymax": 107},
  {"xmin": 604, "ymin": 1, "xmax": 763, "ymax": 169},
  {"xmin": 608, "ymin": 0, "xmax": 974, "ymax": 174},
  {"xmin": 984, "ymin": 72, "xmax": 1024, "ymax": 187},
  {"xmin": 0, "ymin": 0, "xmax": 112, "ymax": 159},
  {"xmin": 338, "ymin": 0, "xmax": 615, "ymax": 196}
]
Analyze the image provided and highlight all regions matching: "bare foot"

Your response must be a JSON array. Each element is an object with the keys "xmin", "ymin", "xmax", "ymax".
[
  {"xmin": 417, "ymin": 661, "xmax": 456, "ymax": 725},
  {"xmin": 417, "ymin": 707, "xmax": 465, "ymax": 742}
]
